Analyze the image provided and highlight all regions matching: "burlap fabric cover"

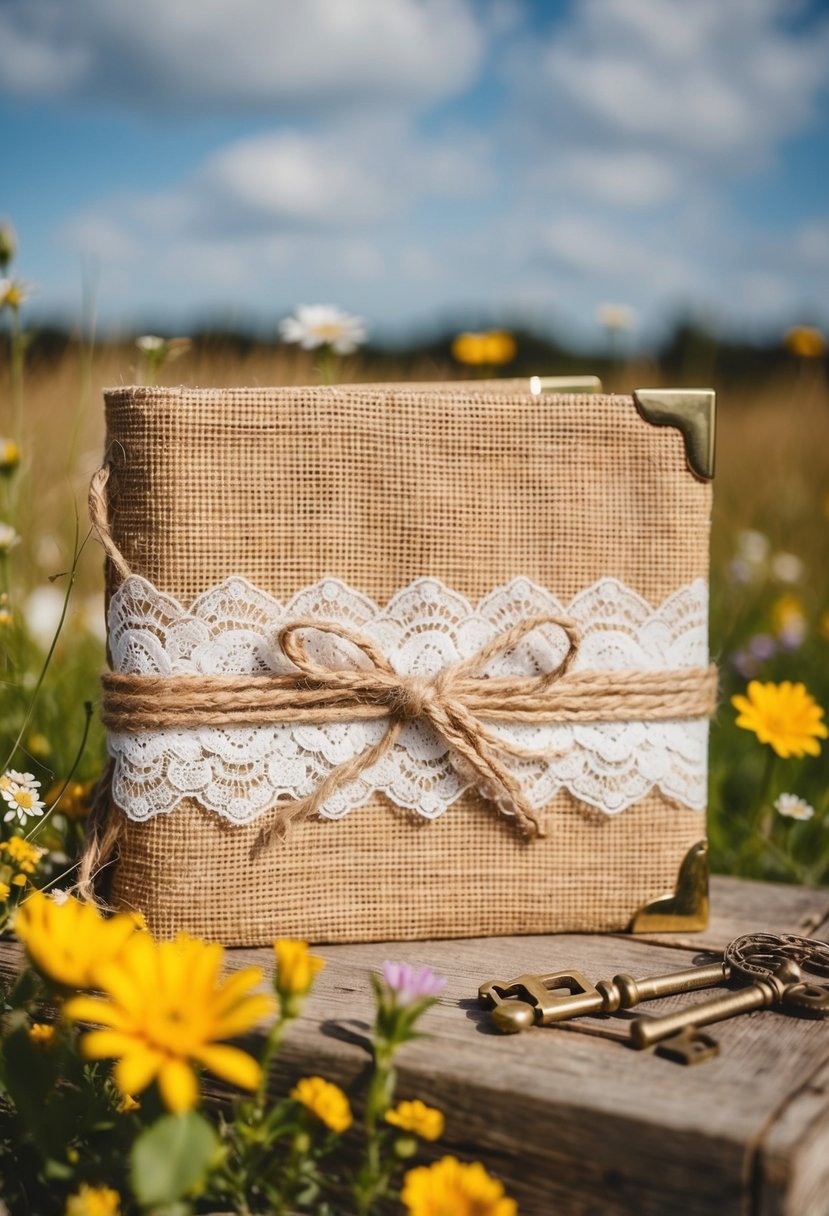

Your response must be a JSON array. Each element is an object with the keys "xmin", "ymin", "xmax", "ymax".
[{"xmin": 97, "ymin": 383, "xmax": 712, "ymax": 944}]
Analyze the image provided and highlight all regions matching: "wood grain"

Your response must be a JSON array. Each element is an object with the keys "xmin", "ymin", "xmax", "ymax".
[{"xmin": 2, "ymin": 875, "xmax": 829, "ymax": 1215}]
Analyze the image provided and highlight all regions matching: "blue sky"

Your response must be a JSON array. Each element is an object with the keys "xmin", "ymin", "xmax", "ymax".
[{"xmin": 2, "ymin": 0, "xmax": 829, "ymax": 344}]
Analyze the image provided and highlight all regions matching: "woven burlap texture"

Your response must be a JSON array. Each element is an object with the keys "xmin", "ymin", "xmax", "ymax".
[{"xmin": 101, "ymin": 383, "xmax": 712, "ymax": 944}]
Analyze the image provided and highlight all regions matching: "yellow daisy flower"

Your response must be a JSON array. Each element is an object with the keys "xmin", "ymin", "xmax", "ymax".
[
  {"xmin": 274, "ymin": 939, "xmax": 325, "ymax": 996},
  {"xmin": 290, "ymin": 1076, "xmax": 353, "ymax": 1133},
  {"xmin": 27, "ymin": 1022, "xmax": 56, "ymax": 1049},
  {"xmin": 65, "ymin": 933, "xmax": 273, "ymax": 1114},
  {"xmin": 46, "ymin": 778, "xmax": 97, "ymax": 820},
  {"xmin": 401, "ymin": 1156, "xmax": 517, "ymax": 1216},
  {"xmin": 784, "ymin": 325, "xmax": 826, "ymax": 359},
  {"xmin": 0, "ymin": 881, "xmax": 9, "ymax": 901},
  {"xmin": 451, "ymin": 331, "xmax": 516, "ymax": 367},
  {"xmin": 1, "ymin": 835, "xmax": 44, "ymax": 873},
  {"xmin": 0, "ymin": 438, "xmax": 20, "ymax": 473},
  {"xmin": 386, "ymin": 1098, "xmax": 445, "ymax": 1141},
  {"xmin": 732, "ymin": 681, "xmax": 828, "ymax": 758},
  {"xmin": 14, "ymin": 891, "xmax": 141, "ymax": 990},
  {"xmin": 65, "ymin": 1183, "xmax": 121, "ymax": 1216}
]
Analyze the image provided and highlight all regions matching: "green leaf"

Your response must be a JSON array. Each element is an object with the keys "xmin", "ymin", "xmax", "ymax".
[{"xmin": 130, "ymin": 1111, "xmax": 219, "ymax": 1206}]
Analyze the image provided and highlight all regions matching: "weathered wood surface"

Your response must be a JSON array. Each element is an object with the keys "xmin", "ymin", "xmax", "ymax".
[{"xmin": 3, "ymin": 875, "xmax": 829, "ymax": 1216}]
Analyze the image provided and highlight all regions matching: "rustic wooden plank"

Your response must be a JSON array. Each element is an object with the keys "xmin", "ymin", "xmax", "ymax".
[
  {"xmin": 752, "ymin": 1056, "xmax": 829, "ymax": 1216},
  {"xmin": 222, "ymin": 930, "xmax": 829, "ymax": 1215},
  {"xmin": 3, "ymin": 876, "xmax": 829, "ymax": 1216}
]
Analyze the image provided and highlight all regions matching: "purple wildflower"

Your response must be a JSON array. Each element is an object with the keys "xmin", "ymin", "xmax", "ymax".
[
  {"xmin": 728, "ymin": 558, "xmax": 751, "ymax": 585},
  {"xmin": 730, "ymin": 648, "xmax": 759, "ymax": 680},
  {"xmin": 382, "ymin": 961, "xmax": 447, "ymax": 1004},
  {"xmin": 748, "ymin": 633, "xmax": 777, "ymax": 661}
]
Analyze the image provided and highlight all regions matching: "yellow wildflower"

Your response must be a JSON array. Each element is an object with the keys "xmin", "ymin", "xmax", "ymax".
[
  {"xmin": 274, "ymin": 939, "xmax": 325, "ymax": 996},
  {"xmin": 451, "ymin": 331, "xmax": 516, "ymax": 367},
  {"xmin": 0, "ymin": 609, "xmax": 11, "ymax": 627},
  {"xmin": 0, "ymin": 438, "xmax": 19, "ymax": 473},
  {"xmin": 14, "ymin": 891, "xmax": 141, "ymax": 989},
  {"xmin": 386, "ymin": 1098, "xmax": 445, "ymax": 1141},
  {"xmin": 11, "ymin": 874, "xmax": 27, "ymax": 887},
  {"xmin": 732, "ymin": 681, "xmax": 828, "ymax": 758},
  {"xmin": 290, "ymin": 1076, "xmax": 353, "ymax": 1133},
  {"xmin": 27, "ymin": 732, "xmax": 51, "ymax": 759},
  {"xmin": 784, "ymin": 325, "xmax": 826, "ymax": 359},
  {"xmin": 46, "ymin": 778, "xmax": 96, "ymax": 820},
  {"xmin": 1, "ymin": 834, "xmax": 44, "ymax": 874},
  {"xmin": 117, "ymin": 1093, "xmax": 141, "ymax": 1113},
  {"xmin": 28, "ymin": 1022, "xmax": 56, "ymax": 1049},
  {"xmin": 771, "ymin": 594, "xmax": 805, "ymax": 633},
  {"xmin": 65, "ymin": 933, "xmax": 272, "ymax": 1114},
  {"xmin": 401, "ymin": 1156, "xmax": 517, "ymax": 1216},
  {"xmin": 0, "ymin": 881, "xmax": 9, "ymax": 901},
  {"xmin": 65, "ymin": 1183, "xmax": 121, "ymax": 1216}
]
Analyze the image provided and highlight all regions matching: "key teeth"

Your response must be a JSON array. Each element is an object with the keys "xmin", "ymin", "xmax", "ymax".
[{"xmin": 655, "ymin": 1028, "xmax": 720, "ymax": 1066}]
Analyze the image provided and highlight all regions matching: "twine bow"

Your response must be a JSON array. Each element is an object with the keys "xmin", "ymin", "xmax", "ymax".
[{"xmin": 271, "ymin": 613, "xmax": 582, "ymax": 839}]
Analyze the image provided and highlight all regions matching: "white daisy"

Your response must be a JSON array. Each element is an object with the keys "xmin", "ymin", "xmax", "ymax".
[
  {"xmin": 279, "ymin": 305, "xmax": 367, "ymax": 355},
  {"xmin": 135, "ymin": 334, "xmax": 165, "ymax": 351},
  {"xmin": 595, "ymin": 303, "xmax": 636, "ymax": 332},
  {"xmin": 0, "ymin": 522, "xmax": 20, "ymax": 554},
  {"xmin": 0, "ymin": 769, "xmax": 45, "ymax": 825},
  {"xmin": 774, "ymin": 793, "xmax": 816, "ymax": 822},
  {"xmin": 771, "ymin": 552, "xmax": 804, "ymax": 584}
]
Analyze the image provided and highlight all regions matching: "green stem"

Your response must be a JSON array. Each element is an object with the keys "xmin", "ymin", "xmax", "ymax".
[
  {"xmin": 316, "ymin": 347, "xmax": 337, "ymax": 385},
  {"xmin": 757, "ymin": 831, "xmax": 808, "ymax": 883},
  {"xmin": 253, "ymin": 1014, "xmax": 288, "ymax": 1119},
  {"xmin": 10, "ymin": 309, "xmax": 24, "ymax": 444},
  {"xmin": 26, "ymin": 700, "xmax": 93, "ymax": 844},
  {"xmin": 750, "ymin": 748, "xmax": 777, "ymax": 859},
  {"xmin": 356, "ymin": 1049, "xmax": 395, "ymax": 1215},
  {"xmin": 1, "ymin": 515, "xmax": 90, "ymax": 772}
]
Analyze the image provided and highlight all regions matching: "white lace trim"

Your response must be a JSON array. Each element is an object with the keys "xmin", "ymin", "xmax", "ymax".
[{"xmin": 106, "ymin": 575, "xmax": 709, "ymax": 823}]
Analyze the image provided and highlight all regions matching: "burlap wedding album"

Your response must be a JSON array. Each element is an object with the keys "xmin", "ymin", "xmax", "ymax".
[{"xmin": 84, "ymin": 382, "xmax": 716, "ymax": 944}]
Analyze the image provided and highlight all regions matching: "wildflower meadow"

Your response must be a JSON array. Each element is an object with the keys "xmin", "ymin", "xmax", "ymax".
[{"xmin": 0, "ymin": 220, "xmax": 828, "ymax": 1214}]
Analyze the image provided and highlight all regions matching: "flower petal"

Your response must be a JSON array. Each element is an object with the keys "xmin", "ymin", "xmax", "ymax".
[{"xmin": 157, "ymin": 1058, "xmax": 199, "ymax": 1113}]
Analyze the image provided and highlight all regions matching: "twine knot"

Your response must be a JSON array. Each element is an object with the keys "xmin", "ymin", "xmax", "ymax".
[{"xmin": 385, "ymin": 676, "xmax": 440, "ymax": 721}]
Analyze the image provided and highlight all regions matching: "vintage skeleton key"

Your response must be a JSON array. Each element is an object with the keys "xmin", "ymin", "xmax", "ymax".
[
  {"xmin": 631, "ymin": 933, "xmax": 829, "ymax": 1050},
  {"xmin": 479, "ymin": 958, "xmax": 729, "ymax": 1034}
]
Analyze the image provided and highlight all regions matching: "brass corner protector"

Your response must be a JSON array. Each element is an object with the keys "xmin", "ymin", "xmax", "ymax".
[
  {"xmin": 530, "ymin": 375, "xmax": 603, "ymax": 395},
  {"xmin": 632, "ymin": 389, "xmax": 716, "ymax": 481},
  {"xmin": 629, "ymin": 840, "xmax": 709, "ymax": 934}
]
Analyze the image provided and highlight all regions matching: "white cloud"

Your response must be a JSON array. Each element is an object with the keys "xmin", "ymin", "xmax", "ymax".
[
  {"xmin": 0, "ymin": 0, "xmax": 485, "ymax": 111},
  {"xmin": 534, "ymin": 0, "xmax": 829, "ymax": 165},
  {"xmin": 537, "ymin": 149, "xmax": 680, "ymax": 208},
  {"xmin": 63, "ymin": 120, "xmax": 495, "ymax": 256},
  {"xmin": 29, "ymin": 0, "xmax": 829, "ymax": 339}
]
